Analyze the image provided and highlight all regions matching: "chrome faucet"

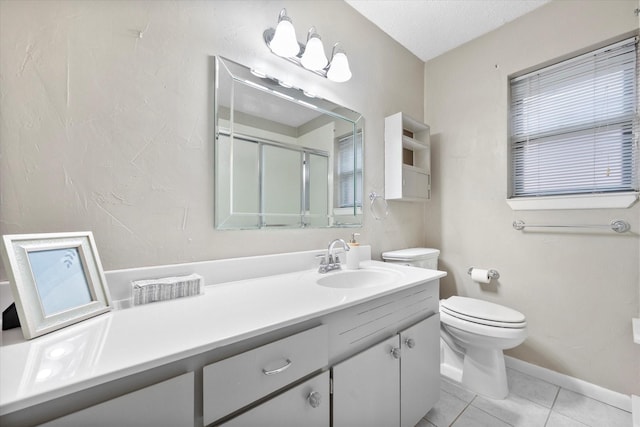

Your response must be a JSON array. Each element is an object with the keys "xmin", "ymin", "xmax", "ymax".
[{"xmin": 318, "ymin": 239, "xmax": 350, "ymax": 273}]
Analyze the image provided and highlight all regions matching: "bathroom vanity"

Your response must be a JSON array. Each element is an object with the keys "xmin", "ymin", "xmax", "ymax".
[{"xmin": 0, "ymin": 248, "xmax": 445, "ymax": 426}]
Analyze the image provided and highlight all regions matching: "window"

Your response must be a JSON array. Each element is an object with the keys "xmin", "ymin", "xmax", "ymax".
[
  {"xmin": 336, "ymin": 131, "xmax": 363, "ymax": 209},
  {"xmin": 508, "ymin": 37, "xmax": 638, "ymax": 209}
]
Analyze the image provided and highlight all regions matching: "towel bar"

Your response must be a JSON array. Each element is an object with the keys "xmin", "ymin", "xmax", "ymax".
[{"xmin": 512, "ymin": 219, "xmax": 630, "ymax": 233}]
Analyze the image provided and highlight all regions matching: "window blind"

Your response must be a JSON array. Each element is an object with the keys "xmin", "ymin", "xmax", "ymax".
[
  {"xmin": 337, "ymin": 132, "xmax": 363, "ymax": 208},
  {"xmin": 509, "ymin": 37, "xmax": 638, "ymax": 198}
]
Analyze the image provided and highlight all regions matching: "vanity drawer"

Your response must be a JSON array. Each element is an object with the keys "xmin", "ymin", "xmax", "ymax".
[
  {"xmin": 203, "ymin": 324, "xmax": 328, "ymax": 425},
  {"xmin": 218, "ymin": 371, "xmax": 329, "ymax": 427}
]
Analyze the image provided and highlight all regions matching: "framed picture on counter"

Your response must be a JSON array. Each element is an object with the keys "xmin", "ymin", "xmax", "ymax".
[{"xmin": 1, "ymin": 231, "xmax": 112, "ymax": 339}]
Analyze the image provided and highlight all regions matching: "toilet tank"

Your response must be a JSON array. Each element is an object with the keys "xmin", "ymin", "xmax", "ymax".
[{"xmin": 381, "ymin": 248, "xmax": 440, "ymax": 269}]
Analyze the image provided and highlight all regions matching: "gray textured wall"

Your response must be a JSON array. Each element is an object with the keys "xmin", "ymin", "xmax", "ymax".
[
  {"xmin": 0, "ymin": 0, "xmax": 427, "ymax": 278},
  {"xmin": 424, "ymin": 0, "xmax": 639, "ymax": 396}
]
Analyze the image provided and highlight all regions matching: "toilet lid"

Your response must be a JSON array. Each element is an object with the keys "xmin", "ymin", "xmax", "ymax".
[
  {"xmin": 381, "ymin": 248, "xmax": 440, "ymax": 261},
  {"xmin": 440, "ymin": 296, "xmax": 526, "ymax": 327}
]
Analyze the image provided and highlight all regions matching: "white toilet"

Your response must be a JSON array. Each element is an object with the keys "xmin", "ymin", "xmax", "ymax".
[{"xmin": 382, "ymin": 248, "xmax": 527, "ymax": 399}]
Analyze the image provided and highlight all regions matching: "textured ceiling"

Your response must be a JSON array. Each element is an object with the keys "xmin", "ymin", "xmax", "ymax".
[{"xmin": 345, "ymin": 0, "xmax": 551, "ymax": 62}]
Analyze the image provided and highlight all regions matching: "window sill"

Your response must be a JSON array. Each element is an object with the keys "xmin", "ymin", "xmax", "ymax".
[{"xmin": 506, "ymin": 192, "xmax": 639, "ymax": 210}]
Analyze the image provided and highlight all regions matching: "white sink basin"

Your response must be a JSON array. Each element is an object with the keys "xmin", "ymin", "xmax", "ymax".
[{"xmin": 316, "ymin": 268, "xmax": 402, "ymax": 289}]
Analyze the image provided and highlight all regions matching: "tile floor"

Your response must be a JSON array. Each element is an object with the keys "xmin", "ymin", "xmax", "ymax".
[{"xmin": 417, "ymin": 368, "xmax": 632, "ymax": 427}]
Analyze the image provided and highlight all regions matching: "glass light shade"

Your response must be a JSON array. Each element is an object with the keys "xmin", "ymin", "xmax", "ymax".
[
  {"xmin": 269, "ymin": 19, "xmax": 299, "ymax": 58},
  {"xmin": 327, "ymin": 52, "xmax": 352, "ymax": 82},
  {"xmin": 300, "ymin": 35, "xmax": 328, "ymax": 71}
]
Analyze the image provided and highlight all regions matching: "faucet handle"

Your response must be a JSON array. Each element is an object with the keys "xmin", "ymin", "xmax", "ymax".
[{"xmin": 316, "ymin": 253, "xmax": 329, "ymax": 273}]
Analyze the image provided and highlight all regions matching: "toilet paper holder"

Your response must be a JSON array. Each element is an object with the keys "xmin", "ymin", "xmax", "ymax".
[{"xmin": 467, "ymin": 267, "xmax": 500, "ymax": 280}]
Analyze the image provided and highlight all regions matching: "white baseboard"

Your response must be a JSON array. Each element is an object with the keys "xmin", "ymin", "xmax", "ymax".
[
  {"xmin": 505, "ymin": 356, "xmax": 631, "ymax": 412},
  {"xmin": 440, "ymin": 363, "xmax": 462, "ymax": 383}
]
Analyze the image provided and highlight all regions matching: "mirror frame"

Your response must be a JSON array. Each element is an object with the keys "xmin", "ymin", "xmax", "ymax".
[{"xmin": 214, "ymin": 56, "xmax": 364, "ymax": 229}]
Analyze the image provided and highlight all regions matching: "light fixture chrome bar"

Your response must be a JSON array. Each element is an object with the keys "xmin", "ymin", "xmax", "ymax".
[
  {"xmin": 512, "ymin": 219, "xmax": 631, "ymax": 233},
  {"xmin": 263, "ymin": 8, "xmax": 351, "ymax": 82}
]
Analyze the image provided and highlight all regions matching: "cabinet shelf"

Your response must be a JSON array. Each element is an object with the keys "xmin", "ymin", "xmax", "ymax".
[
  {"xmin": 385, "ymin": 112, "xmax": 431, "ymax": 201},
  {"xmin": 402, "ymin": 135, "xmax": 428, "ymax": 151},
  {"xmin": 402, "ymin": 163, "xmax": 428, "ymax": 176}
]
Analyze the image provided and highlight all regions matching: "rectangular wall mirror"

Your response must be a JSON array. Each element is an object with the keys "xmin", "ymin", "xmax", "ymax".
[{"xmin": 214, "ymin": 56, "xmax": 364, "ymax": 229}]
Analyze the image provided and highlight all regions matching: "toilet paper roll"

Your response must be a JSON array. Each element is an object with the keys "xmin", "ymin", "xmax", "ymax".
[{"xmin": 471, "ymin": 268, "xmax": 491, "ymax": 284}]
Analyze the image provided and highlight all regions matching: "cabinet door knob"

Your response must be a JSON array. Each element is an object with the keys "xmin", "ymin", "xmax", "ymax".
[
  {"xmin": 390, "ymin": 347, "xmax": 401, "ymax": 359},
  {"xmin": 405, "ymin": 338, "xmax": 416, "ymax": 349},
  {"xmin": 307, "ymin": 391, "xmax": 322, "ymax": 408}
]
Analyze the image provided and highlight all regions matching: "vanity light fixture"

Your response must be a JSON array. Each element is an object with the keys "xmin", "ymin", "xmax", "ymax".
[
  {"xmin": 250, "ymin": 68, "xmax": 268, "ymax": 79},
  {"xmin": 326, "ymin": 43, "xmax": 352, "ymax": 83},
  {"xmin": 277, "ymin": 80, "xmax": 294, "ymax": 88},
  {"xmin": 267, "ymin": 9, "xmax": 300, "ymax": 58},
  {"xmin": 300, "ymin": 27, "xmax": 328, "ymax": 71},
  {"xmin": 264, "ymin": 8, "xmax": 352, "ymax": 82}
]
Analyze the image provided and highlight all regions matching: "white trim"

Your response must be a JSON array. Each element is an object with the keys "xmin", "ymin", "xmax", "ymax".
[
  {"xmin": 633, "ymin": 395, "xmax": 639, "ymax": 427},
  {"xmin": 512, "ymin": 37, "xmax": 638, "ymax": 82},
  {"xmin": 333, "ymin": 207, "xmax": 363, "ymax": 215},
  {"xmin": 633, "ymin": 318, "xmax": 640, "ymax": 344},
  {"xmin": 506, "ymin": 192, "xmax": 639, "ymax": 210},
  {"xmin": 505, "ymin": 356, "xmax": 631, "ymax": 412}
]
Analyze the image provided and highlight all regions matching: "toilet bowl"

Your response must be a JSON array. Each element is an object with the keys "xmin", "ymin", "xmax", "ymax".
[
  {"xmin": 440, "ymin": 296, "xmax": 527, "ymax": 399},
  {"xmin": 382, "ymin": 248, "xmax": 528, "ymax": 399}
]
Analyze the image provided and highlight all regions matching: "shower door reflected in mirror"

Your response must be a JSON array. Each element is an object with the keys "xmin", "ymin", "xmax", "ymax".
[{"xmin": 214, "ymin": 56, "xmax": 363, "ymax": 229}]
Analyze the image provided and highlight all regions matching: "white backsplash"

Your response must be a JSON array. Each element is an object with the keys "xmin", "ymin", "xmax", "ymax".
[{"xmin": 0, "ymin": 247, "xmax": 372, "ymax": 312}]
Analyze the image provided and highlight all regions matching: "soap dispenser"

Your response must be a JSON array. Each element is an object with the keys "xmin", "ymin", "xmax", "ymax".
[{"xmin": 346, "ymin": 233, "xmax": 361, "ymax": 270}]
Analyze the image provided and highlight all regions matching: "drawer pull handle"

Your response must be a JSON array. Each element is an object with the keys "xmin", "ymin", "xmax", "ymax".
[
  {"xmin": 390, "ymin": 347, "xmax": 401, "ymax": 359},
  {"xmin": 262, "ymin": 359, "xmax": 292, "ymax": 375},
  {"xmin": 405, "ymin": 338, "xmax": 416, "ymax": 349}
]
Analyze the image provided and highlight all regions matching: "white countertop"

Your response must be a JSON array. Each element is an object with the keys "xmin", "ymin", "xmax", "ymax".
[{"xmin": 0, "ymin": 259, "xmax": 445, "ymax": 415}]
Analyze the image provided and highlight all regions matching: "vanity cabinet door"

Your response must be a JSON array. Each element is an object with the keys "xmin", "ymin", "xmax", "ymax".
[
  {"xmin": 40, "ymin": 372, "xmax": 194, "ymax": 427},
  {"xmin": 332, "ymin": 335, "xmax": 401, "ymax": 427},
  {"xmin": 400, "ymin": 314, "xmax": 440, "ymax": 427},
  {"xmin": 219, "ymin": 371, "xmax": 329, "ymax": 427}
]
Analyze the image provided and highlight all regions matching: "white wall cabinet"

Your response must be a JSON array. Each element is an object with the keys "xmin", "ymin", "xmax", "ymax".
[
  {"xmin": 385, "ymin": 112, "xmax": 431, "ymax": 201},
  {"xmin": 332, "ymin": 314, "xmax": 440, "ymax": 427}
]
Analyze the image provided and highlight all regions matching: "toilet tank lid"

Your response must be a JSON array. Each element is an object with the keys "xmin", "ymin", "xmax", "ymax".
[{"xmin": 381, "ymin": 248, "xmax": 440, "ymax": 261}]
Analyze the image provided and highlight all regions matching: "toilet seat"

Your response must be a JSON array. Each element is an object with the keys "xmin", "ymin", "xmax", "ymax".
[{"xmin": 440, "ymin": 296, "xmax": 526, "ymax": 329}]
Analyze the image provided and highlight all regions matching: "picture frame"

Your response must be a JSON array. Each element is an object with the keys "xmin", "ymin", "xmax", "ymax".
[{"xmin": 1, "ymin": 232, "xmax": 112, "ymax": 340}]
